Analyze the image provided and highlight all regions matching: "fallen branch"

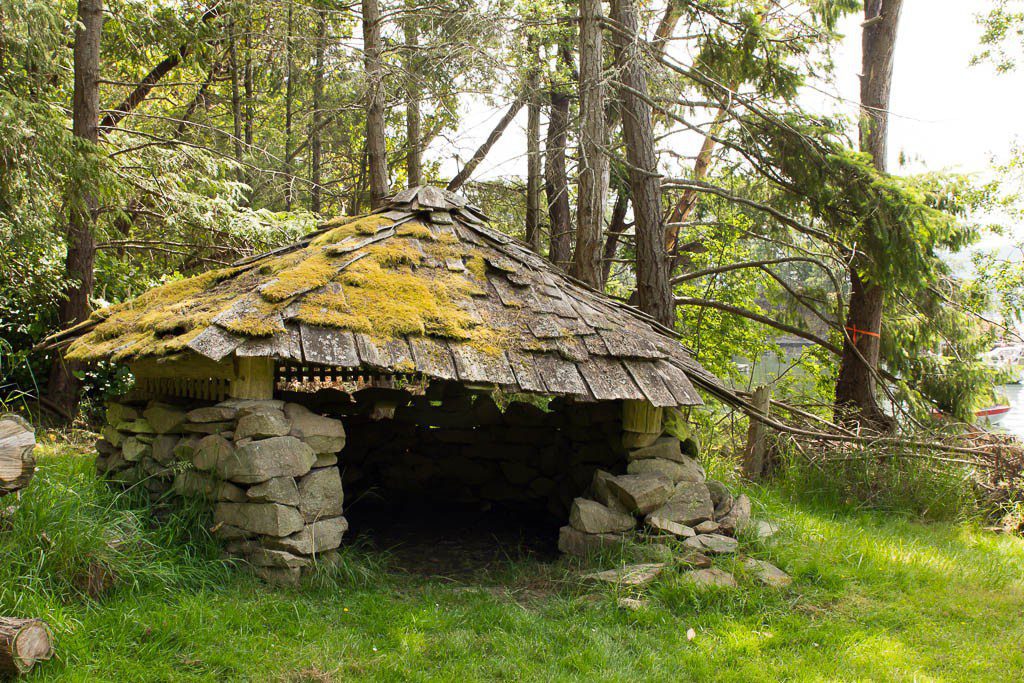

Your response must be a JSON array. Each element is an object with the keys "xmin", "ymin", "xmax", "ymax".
[{"xmin": 447, "ymin": 92, "xmax": 527, "ymax": 191}]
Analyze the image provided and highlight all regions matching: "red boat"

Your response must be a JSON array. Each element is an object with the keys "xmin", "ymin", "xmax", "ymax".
[
  {"xmin": 975, "ymin": 404, "xmax": 1011, "ymax": 423},
  {"xmin": 931, "ymin": 404, "xmax": 1011, "ymax": 424}
]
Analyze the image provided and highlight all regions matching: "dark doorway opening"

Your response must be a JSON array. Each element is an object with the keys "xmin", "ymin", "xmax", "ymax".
[{"xmin": 344, "ymin": 498, "xmax": 559, "ymax": 577}]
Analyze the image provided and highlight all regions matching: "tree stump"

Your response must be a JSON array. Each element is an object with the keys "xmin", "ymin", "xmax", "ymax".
[
  {"xmin": 0, "ymin": 618, "xmax": 53, "ymax": 676},
  {"xmin": 0, "ymin": 415, "xmax": 36, "ymax": 497}
]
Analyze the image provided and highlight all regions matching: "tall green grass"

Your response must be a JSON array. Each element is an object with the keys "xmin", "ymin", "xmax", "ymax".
[
  {"xmin": 0, "ymin": 444, "xmax": 232, "ymax": 624},
  {"xmin": 3, "ymin": 443, "xmax": 1024, "ymax": 680},
  {"xmin": 775, "ymin": 438, "xmax": 983, "ymax": 522}
]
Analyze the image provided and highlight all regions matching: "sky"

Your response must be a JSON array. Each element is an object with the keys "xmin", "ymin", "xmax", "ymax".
[
  {"xmin": 827, "ymin": 0, "xmax": 1023, "ymax": 178},
  {"xmin": 434, "ymin": 0, "xmax": 1024, "ymax": 192}
]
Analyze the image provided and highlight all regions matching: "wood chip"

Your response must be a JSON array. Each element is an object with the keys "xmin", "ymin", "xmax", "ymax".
[
  {"xmin": 505, "ymin": 351, "xmax": 545, "ymax": 392},
  {"xmin": 623, "ymin": 359, "xmax": 677, "ymax": 407},
  {"xmin": 652, "ymin": 359, "xmax": 703, "ymax": 406},
  {"xmin": 449, "ymin": 344, "xmax": 516, "ymax": 385},
  {"xmin": 417, "ymin": 186, "xmax": 448, "ymax": 209},
  {"xmin": 354, "ymin": 333, "xmax": 384, "ymax": 369},
  {"xmin": 534, "ymin": 353, "xmax": 591, "ymax": 398}
]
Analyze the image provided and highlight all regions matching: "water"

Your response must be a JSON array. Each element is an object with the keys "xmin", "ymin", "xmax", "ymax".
[{"xmin": 996, "ymin": 384, "xmax": 1024, "ymax": 439}]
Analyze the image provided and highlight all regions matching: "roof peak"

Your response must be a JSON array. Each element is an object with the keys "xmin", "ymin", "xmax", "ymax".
[{"xmin": 382, "ymin": 186, "xmax": 489, "ymax": 220}]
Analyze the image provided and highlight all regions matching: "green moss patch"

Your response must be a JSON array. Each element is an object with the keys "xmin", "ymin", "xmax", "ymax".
[
  {"xmin": 64, "ymin": 212, "xmax": 513, "ymax": 362},
  {"xmin": 259, "ymin": 251, "xmax": 339, "ymax": 303},
  {"xmin": 310, "ymin": 214, "xmax": 393, "ymax": 246}
]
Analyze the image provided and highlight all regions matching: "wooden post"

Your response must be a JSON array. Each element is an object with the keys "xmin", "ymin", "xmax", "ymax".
[
  {"xmin": 0, "ymin": 415, "xmax": 36, "ymax": 497},
  {"xmin": 622, "ymin": 400, "xmax": 663, "ymax": 433},
  {"xmin": 622, "ymin": 400, "xmax": 664, "ymax": 449},
  {"xmin": 229, "ymin": 357, "xmax": 275, "ymax": 400},
  {"xmin": 0, "ymin": 618, "xmax": 53, "ymax": 676},
  {"xmin": 742, "ymin": 385, "xmax": 772, "ymax": 480}
]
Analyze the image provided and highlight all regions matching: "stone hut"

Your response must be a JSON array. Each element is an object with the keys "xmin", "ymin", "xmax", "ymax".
[{"xmin": 51, "ymin": 186, "xmax": 746, "ymax": 585}]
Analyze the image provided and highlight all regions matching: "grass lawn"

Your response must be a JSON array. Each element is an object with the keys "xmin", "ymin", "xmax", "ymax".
[{"xmin": 3, "ymin": 444, "xmax": 1024, "ymax": 681}]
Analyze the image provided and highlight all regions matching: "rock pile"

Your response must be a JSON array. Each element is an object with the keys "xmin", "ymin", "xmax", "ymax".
[
  {"xmin": 558, "ymin": 435, "xmax": 751, "ymax": 558},
  {"xmin": 95, "ymin": 398, "xmax": 347, "ymax": 586}
]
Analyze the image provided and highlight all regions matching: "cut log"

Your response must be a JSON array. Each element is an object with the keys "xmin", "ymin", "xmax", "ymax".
[
  {"xmin": 0, "ymin": 617, "xmax": 53, "ymax": 676},
  {"xmin": 0, "ymin": 415, "xmax": 36, "ymax": 497}
]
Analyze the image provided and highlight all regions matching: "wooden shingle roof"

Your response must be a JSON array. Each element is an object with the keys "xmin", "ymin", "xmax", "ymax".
[{"xmin": 57, "ymin": 187, "xmax": 707, "ymax": 406}]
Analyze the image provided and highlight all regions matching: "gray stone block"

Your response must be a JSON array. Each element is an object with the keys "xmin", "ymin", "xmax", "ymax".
[
  {"xmin": 122, "ymin": 436, "xmax": 151, "ymax": 462},
  {"xmin": 214, "ymin": 502, "xmax": 304, "ymax": 537},
  {"xmin": 263, "ymin": 516, "xmax": 348, "ymax": 555},
  {"xmin": 627, "ymin": 455, "xmax": 704, "ymax": 483},
  {"xmin": 606, "ymin": 474, "xmax": 673, "ymax": 515},
  {"xmin": 234, "ymin": 410, "xmax": 291, "ymax": 440},
  {"xmin": 247, "ymin": 476, "xmax": 299, "ymax": 505},
  {"xmin": 683, "ymin": 533, "xmax": 738, "ymax": 555},
  {"xmin": 186, "ymin": 405, "xmax": 239, "ymax": 423},
  {"xmin": 217, "ymin": 436, "xmax": 316, "ymax": 484},
  {"xmin": 628, "ymin": 436, "xmax": 687, "ymax": 463},
  {"xmin": 285, "ymin": 403, "xmax": 346, "ymax": 454},
  {"xmin": 556, "ymin": 525, "xmax": 626, "ymax": 557},
  {"xmin": 647, "ymin": 480, "xmax": 714, "ymax": 526},
  {"xmin": 143, "ymin": 402, "xmax": 188, "ymax": 434},
  {"xmin": 717, "ymin": 493, "xmax": 751, "ymax": 535},
  {"xmin": 569, "ymin": 498, "xmax": 635, "ymax": 534},
  {"xmin": 192, "ymin": 434, "xmax": 234, "ymax": 471},
  {"xmin": 297, "ymin": 467, "xmax": 344, "ymax": 522},
  {"xmin": 151, "ymin": 434, "xmax": 179, "ymax": 465}
]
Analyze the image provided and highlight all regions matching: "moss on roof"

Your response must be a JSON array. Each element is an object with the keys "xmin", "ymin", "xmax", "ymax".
[{"xmin": 64, "ymin": 213, "xmax": 505, "ymax": 363}]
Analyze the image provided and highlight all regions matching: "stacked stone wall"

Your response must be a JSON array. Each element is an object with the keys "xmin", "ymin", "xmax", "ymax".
[
  {"xmin": 95, "ymin": 397, "xmax": 347, "ymax": 586},
  {"xmin": 558, "ymin": 434, "xmax": 752, "ymax": 560},
  {"xmin": 95, "ymin": 381, "xmax": 706, "ymax": 582},
  {"xmin": 326, "ymin": 383, "xmax": 626, "ymax": 519}
]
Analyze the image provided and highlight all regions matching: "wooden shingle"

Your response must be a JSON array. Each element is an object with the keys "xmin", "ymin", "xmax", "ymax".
[{"xmin": 61, "ymin": 187, "xmax": 710, "ymax": 407}]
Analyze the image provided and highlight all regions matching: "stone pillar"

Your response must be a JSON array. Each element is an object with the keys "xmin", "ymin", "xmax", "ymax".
[{"xmin": 95, "ymin": 397, "xmax": 347, "ymax": 587}]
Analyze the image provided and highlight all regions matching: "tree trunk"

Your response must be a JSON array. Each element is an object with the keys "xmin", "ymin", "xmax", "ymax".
[
  {"xmin": 311, "ymin": 6, "xmax": 326, "ymax": 212},
  {"xmin": 571, "ymin": 0, "xmax": 607, "ymax": 288},
  {"xmin": 665, "ymin": 103, "xmax": 727, "ymax": 253},
  {"xmin": 525, "ymin": 35, "xmax": 542, "ymax": 254},
  {"xmin": 48, "ymin": 0, "xmax": 102, "ymax": 415},
  {"xmin": 609, "ymin": 0, "xmax": 673, "ymax": 327},
  {"xmin": 0, "ymin": 414, "xmax": 36, "ymax": 497},
  {"xmin": 243, "ymin": 9, "xmax": 254, "ymax": 150},
  {"xmin": 0, "ymin": 618, "xmax": 53, "ymax": 676},
  {"xmin": 283, "ymin": 2, "xmax": 294, "ymax": 210},
  {"xmin": 362, "ymin": 0, "xmax": 390, "ymax": 207},
  {"xmin": 600, "ymin": 187, "xmax": 628, "ymax": 285},
  {"xmin": 652, "ymin": 0, "xmax": 684, "ymax": 57},
  {"xmin": 545, "ymin": 46, "xmax": 573, "ymax": 269},
  {"xmin": 447, "ymin": 94, "xmax": 526, "ymax": 192},
  {"xmin": 836, "ymin": 270, "xmax": 890, "ymax": 425},
  {"xmin": 404, "ymin": 5, "xmax": 422, "ymax": 188},
  {"xmin": 229, "ymin": 15, "xmax": 244, "ymax": 180},
  {"xmin": 835, "ymin": 0, "xmax": 902, "ymax": 430},
  {"xmin": 175, "ymin": 58, "xmax": 221, "ymax": 138}
]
